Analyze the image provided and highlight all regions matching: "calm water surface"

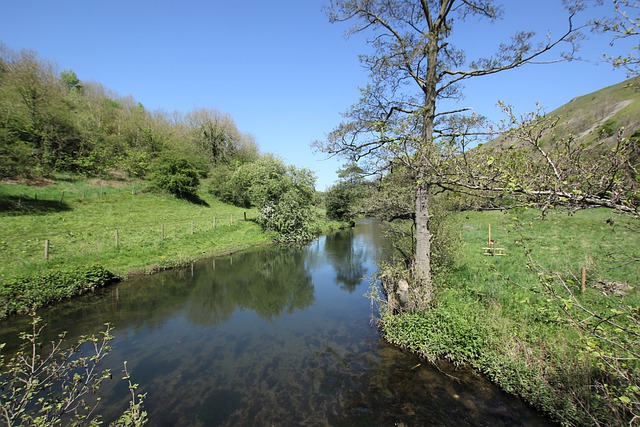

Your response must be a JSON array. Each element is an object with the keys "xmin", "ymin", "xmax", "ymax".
[{"xmin": 0, "ymin": 219, "xmax": 554, "ymax": 426}]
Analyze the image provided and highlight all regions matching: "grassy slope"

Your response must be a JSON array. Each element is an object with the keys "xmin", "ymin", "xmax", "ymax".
[
  {"xmin": 0, "ymin": 177, "xmax": 271, "ymax": 282},
  {"xmin": 485, "ymin": 76, "xmax": 640, "ymax": 150},
  {"xmin": 548, "ymin": 76, "xmax": 640, "ymax": 144},
  {"xmin": 381, "ymin": 208, "xmax": 639, "ymax": 425}
]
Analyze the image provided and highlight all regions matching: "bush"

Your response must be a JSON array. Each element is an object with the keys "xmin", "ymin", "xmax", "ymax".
[
  {"xmin": 0, "ymin": 315, "xmax": 147, "ymax": 426},
  {"xmin": 149, "ymin": 155, "xmax": 200, "ymax": 198},
  {"xmin": 0, "ymin": 265, "xmax": 117, "ymax": 318},
  {"xmin": 210, "ymin": 155, "xmax": 318, "ymax": 241},
  {"xmin": 325, "ymin": 182, "xmax": 356, "ymax": 221},
  {"xmin": 257, "ymin": 190, "xmax": 315, "ymax": 242}
]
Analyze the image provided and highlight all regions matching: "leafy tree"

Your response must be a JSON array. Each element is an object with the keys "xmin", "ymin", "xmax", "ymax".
[
  {"xmin": 184, "ymin": 108, "xmax": 245, "ymax": 166},
  {"xmin": 0, "ymin": 44, "xmax": 260, "ymax": 181},
  {"xmin": 0, "ymin": 47, "xmax": 75, "ymax": 175},
  {"xmin": 258, "ymin": 189, "xmax": 316, "ymax": 242},
  {"xmin": 325, "ymin": 163, "xmax": 369, "ymax": 221},
  {"xmin": 317, "ymin": 0, "xmax": 584, "ymax": 306},
  {"xmin": 213, "ymin": 155, "xmax": 317, "ymax": 241},
  {"xmin": 60, "ymin": 68, "xmax": 82, "ymax": 93}
]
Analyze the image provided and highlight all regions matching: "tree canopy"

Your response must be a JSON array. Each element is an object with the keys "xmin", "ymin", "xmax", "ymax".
[
  {"xmin": 0, "ymin": 43, "xmax": 258, "ymax": 180},
  {"xmin": 317, "ymin": 0, "xmax": 587, "ymax": 305}
]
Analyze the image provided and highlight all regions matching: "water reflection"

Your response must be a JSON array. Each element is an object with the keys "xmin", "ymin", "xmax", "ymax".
[
  {"xmin": 0, "ymin": 219, "xmax": 554, "ymax": 426},
  {"xmin": 185, "ymin": 248, "xmax": 315, "ymax": 324}
]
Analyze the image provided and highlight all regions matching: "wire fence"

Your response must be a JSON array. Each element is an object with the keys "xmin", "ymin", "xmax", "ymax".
[
  {"xmin": 0, "ymin": 188, "xmax": 252, "ymax": 267},
  {"xmin": 35, "ymin": 215, "xmax": 245, "ymax": 260}
]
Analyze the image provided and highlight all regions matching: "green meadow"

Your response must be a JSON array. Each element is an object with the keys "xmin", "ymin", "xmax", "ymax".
[
  {"xmin": 0, "ymin": 177, "xmax": 272, "ymax": 279},
  {"xmin": 381, "ymin": 208, "xmax": 639, "ymax": 425}
]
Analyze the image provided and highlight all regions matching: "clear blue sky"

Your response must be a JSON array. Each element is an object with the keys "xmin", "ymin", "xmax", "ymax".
[{"xmin": 0, "ymin": 1, "xmax": 633, "ymax": 190}]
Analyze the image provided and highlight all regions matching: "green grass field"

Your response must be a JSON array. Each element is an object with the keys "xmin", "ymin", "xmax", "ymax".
[
  {"xmin": 381, "ymin": 207, "xmax": 639, "ymax": 426},
  {"xmin": 0, "ymin": 177, "xmax": 272, "ymax": 281}
]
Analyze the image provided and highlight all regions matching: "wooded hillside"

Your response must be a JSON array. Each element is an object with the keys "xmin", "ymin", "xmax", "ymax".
[{"xmin": 0, "ymin": 43, "xmax": 258, "ymax": 180}]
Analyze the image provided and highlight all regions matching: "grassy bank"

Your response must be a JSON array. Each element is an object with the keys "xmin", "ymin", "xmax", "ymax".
[
  {"xmin": 379, "ymin": 208, "xmax": 639, "ymax": 426},
  {"xmin": 0, "ymin": 176, "xmax": 349, "ymax": 317}
]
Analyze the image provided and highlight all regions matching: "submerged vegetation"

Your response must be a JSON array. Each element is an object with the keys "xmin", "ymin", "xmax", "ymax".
[
  {"xmin": 320, "ymin": 1, "xmax": 640, "ymax": 425},
  {"xmin": 2, "ymin": 1, "xmax": 640, "ymax": 424}
]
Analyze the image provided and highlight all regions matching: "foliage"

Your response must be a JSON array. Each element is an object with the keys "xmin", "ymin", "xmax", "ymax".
[
  {"xmin": 467, "ymin": 102, "xmax": 640, "ymax": 214},
  {"xmin": 258, "ymin": 190, "xmax": 315, "ymax": 242},
  {"xmin": 0, "ymin": 316, "xmax": 147, "ymax": 426},
  {"xmin": 380, "ymin": 305, "xmax": 488, "ymax": 365},
  {"xmin": 324, "ymin": 163, "xmax": 369, "ymax": 222},
  {"xmin": 599, "ymin": 118, "xmax": 619, "ymax": 137},
  {"xmin": 318, "ymin": 1, "xmax": 585, "ymax": 300},
  {"xmin": 532, "ymin": 254, "xmax": 640, "ymax": 424},
  {"xmin": 592, "ymin": 0, "xmax": 640, "ymax": 77},
  {"xmin": 209, "ymin": 155, "xmax": 318, "ymax": 241},
  {"xmin": 149, "ymin": 154, "xmax": 200, "ymax": 199},
  {"xmin": 0, "ymin": 265, "xmax": 117, "ymax": 318},
  {"xmin": 325, "ymin": 183, "xmax": 353, "ymax": 221},
  {"xmin": 0, "ymin": 44, "xmax": 258, "ymax": 180},
  {"xmin": 377, "ymin": 195, "xmax": 460, "ymax": 310}
]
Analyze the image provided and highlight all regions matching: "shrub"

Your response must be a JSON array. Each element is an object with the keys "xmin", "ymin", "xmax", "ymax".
[
  {"xmin": 0, "ymin": 265, "xmax": 117, "ymax": 318},
  {"xmin": 149, "ymin": 155, "xmax": 200, "ymax": 198},
  {"xmin": 0, "ymin": 315, "xmax": 147, "ymax": 426},
  {"xmin": 257, "ymin": 190, "xmax": 314, "ymax": 242}
]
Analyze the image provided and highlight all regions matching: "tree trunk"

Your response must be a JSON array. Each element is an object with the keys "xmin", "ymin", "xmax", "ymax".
[
  {"xmin": 411, "ymin": 23, "xmax": 439, "ymax": 307},
  {"xmin": 413, "ymin": 180, "xmax": 433, "ymax": 304}
]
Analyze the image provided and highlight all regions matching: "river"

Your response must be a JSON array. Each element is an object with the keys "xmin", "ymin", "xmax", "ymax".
[{"xmin": 0, "ymin": 219, "xmax": 553, "ymax": 426}]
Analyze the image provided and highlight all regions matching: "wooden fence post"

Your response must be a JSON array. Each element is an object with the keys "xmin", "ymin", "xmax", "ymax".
[
  {"xmin": 191, "ymin": 220, "xmax": 194, "ymax": 235},
  {"xmin": 212, "ymin": 217, "xmax": 216, "ymax": 229},
  {"xmin": 244, "ymin": 211, "xmax": 247, "ymax": 221},
  {"xmin": 581, "ymin": 266, "xmax": 587, "ymax": 293},
  {"xmin": 44, "ymin": 239, "xmax": 49, "ymax": 260}
]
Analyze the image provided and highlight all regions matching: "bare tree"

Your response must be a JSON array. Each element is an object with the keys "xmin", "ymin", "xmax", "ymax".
[
  {"xmin": 316, "ymin": 0, "xmax": 584, "ymax": 306},
  {"xmin": 185, "ymin": 108, "xmax": 243, "ymax": 166}
]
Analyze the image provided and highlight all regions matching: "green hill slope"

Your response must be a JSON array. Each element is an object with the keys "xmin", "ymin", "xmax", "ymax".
[
  {"xmin": 548, "ymin": 76, "xmax": 640, "ymax": 145},
  {"xmin": 487, "ymin": 76, "xmax": 640, "ymax": 149}
]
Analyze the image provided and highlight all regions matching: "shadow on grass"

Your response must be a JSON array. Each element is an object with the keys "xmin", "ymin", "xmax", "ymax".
[
  {"xmin": 0, "ymin": 194, "xmax": 73, "ymax": 215},
  {"xmin": 180, "ymin": 193, "xmax": 211, "ymax": 207}
]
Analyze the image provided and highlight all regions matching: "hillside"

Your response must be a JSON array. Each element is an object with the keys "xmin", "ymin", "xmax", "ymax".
[
  {"xmin": 486, "ymin": 76, "xmax": 640, "ymax": 149},
  {"xmin": 549, "ymin": 76, "xmax": 640, "ymax": 144}
]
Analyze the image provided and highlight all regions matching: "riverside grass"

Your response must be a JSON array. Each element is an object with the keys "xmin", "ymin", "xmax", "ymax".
[
  {"xmin": 0, "ymin": 176, "xmax": 344, "ymax": 317},
  {"xmin": 380, "ymin": 208, "xmax": 639, "ymax": 426}
]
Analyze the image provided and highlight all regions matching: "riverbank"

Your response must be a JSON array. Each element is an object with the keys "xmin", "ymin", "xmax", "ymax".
[
  {"xmin": 378, "ymin": 208, "xmax": 639, "ymax": 426},
  {"xmin": 0, "ymin": 177, "xmax": 345, "ymax": 318}
]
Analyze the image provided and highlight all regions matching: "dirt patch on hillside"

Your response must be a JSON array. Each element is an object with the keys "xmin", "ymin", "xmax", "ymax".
[{"xmin": 88, "ymin": 178, "xmax": 130, "ymax": 187}]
